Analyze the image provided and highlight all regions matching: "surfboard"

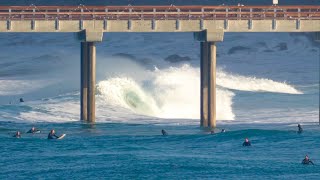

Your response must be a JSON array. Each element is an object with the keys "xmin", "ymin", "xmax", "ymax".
[{"xmin": 57, "ymin": 134, "xmax": 66, "ymax": 139}]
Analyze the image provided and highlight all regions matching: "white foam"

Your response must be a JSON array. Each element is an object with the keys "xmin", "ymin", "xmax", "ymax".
[
  {"xmin": 217, "ymin": 69, "xmax": 303, "ymax": 94},
  {"xmin": 97, "ymin": 64, "xmax": 235, "ymax": 120}
]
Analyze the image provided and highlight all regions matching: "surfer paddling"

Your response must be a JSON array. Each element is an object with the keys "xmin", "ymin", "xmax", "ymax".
[
  {"xmin": 302, "ymin": 155, "xmax": 314, "ymax": 165},
  {"xmin": 48, "ymin": 129, "xmax": 65, "ymax": 139},
  {"xmin": 161, "ymin": 129, "xmax": 168, "ymax": 136},
  {"xmin": 27, "ymin": 127, "xmax": 40, "ymax": 134},
  {"xmin": 242, "ymin": 138, "xmax": 251, "ymax": 146},
  {"xmin": 297, "ymin": 124, "xmax": 303, "ymax": 134},
  {"xmin": 13, "ymin": 131, "xmax": 21, "ymax": 138}
]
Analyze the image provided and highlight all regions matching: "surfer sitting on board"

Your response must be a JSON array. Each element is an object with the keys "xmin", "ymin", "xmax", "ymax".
[
  {"xmin": 242, "ymin": 138, "xmax": 251, "ymax": 146},
  {"xmin": 48, "ymin": 129, "xmax": 60, "ymax": 139},
  {"xmin": 13, "ymin": 131, "xmax": 21, "ymax": 138},
  {"xmin": 302, "ymin": 155, "xmax": 314, "ymax": 165},
  {"xmin": 161, "ymin": 129, "xmax": 168, "ymax": 136},
  {"xmin": 297, "ymin": 124, "xmax": 303, "ymax": 134},
  {"xmin": 27, "ymin": 127, "xmax": 40, "ymax": 134}
]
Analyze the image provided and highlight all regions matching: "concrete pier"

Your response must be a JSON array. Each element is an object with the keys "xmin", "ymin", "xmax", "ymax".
[
  {"xmin": 196, "ymin": 30, "xmax": 223, "ymax": 128},
  {"xmin": 200, "ymin": 42, "xmax": 217, "ymax": 128},
  {"xmin": 87, "ymin": 42, "xmax": 96, "ymax": 122},
  {"xmin": 208, "ymin": 42, "xmax": 217, "ymax": 128},
  {"xmin": 80, "ymin": 42, "xmax": 88, "ymax": 121},
  {"xmin": 80, "ymin": 42, "xmax": 96, "ymax": 122},
  {"xmin": 79, "ymin": 30, "xmax": 102, "ymax": 123},
  {"xmin": 200, "ymin": 42, "xmax": 209, "ymax": 127}
]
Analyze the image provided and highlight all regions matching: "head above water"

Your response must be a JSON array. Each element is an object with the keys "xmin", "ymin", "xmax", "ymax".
[
  {"xmin": 245, "ymin": 138, "xmax": 249, "ymax": 142},
  {"xmin": 305, "ymin": 155, "xmax": 309, "ymax": 160},
  {"xmin": 16, "ymin": 131, "xmax": 20, "ymax": 135},
  {"xmin": 50, "ymin": 129, "xmax": 55, "ymax": 134}
]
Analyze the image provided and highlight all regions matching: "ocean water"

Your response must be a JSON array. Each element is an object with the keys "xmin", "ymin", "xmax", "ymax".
[{"xmin": 0, "ymin": 1, "xmax": 320, "ymax": 179}]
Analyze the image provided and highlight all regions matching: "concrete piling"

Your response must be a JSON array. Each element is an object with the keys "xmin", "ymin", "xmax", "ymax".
[
  {"xmin": 200, "ymin": 42, "xmax": 217, "ymax": 128},
  {"xmin": 80, "ymin": 42, "xmax": 88, "ymax": 121},
  {"xmin": 79, "ymin": 30, "xmax": 102, "ymax": 123},
  {"xmin": 200, "ymin": 42, "xmax": 209, "ymax": 127},
  {"xmin": 208, "ymin": 42, "xmax": 216, "ymax": 128},
  {"xmin": 80, "ymin": 42, "xmax": 96, "ymax": 122},
  {"xmin": 87, "ymin": 42, "xmax": 96, "ymax": 122}
]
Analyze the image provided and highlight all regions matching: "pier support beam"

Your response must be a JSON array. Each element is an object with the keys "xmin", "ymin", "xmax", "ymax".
[
  {"xmin": 87, "ymin": 42, "xmax": 96, "ymax": 122},
  {"xmin": 80, "ymin": 42, "xmax": 88, "ymax": 121},
  {"xmin": 200, "ymin": 42, "xmax": 209, "ymax": 127},
  {"xmin": 195, "ymin": 29, "xmax": 223, "ymax": 129},
  {"xmin": 200, "ymin": 42, "xmax": 217, "ymax": 128},
  {"xmin": 78, "ymin": 30, "xmax": 103, "ymax": 123}
]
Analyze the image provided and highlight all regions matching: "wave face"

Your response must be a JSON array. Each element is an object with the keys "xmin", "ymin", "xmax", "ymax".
[{"xmin": 96, "ymin": 64, "xmax": 302, "ymax": 121}]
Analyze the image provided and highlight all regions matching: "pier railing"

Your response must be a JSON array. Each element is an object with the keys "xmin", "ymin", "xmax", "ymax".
[{"xmin": 0, "ymin": 5, "xmax": 319, "ymax": 20}]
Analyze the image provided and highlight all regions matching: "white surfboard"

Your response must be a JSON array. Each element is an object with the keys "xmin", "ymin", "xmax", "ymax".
[{"xmin": 57, "ymin": 134, "xmax": 66, "ymax": 139}]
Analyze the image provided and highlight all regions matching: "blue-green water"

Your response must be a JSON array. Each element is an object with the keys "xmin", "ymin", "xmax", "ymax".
[
  {"xmin": 1, "ymin": 122, "xmax": 319, "ymax": 179},
  {"xmin": 0, "ymin": 0, "xmax": 319, "ymax": 179}
]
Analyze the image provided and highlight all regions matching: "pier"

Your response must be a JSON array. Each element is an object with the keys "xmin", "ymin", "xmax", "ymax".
[{"xmin": 0, "ymin": 5, "xmax": 319, "ymax": 128}]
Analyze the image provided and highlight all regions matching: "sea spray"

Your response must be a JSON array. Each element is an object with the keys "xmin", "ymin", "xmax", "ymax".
[
  {"xmin": 216, "ymin": 69, "xmax": 303, "ymax": 94},
  {"xmin": 97, "ymin": 65, "xmax": 236, "ymax": 120},
  {"xmin": 97, "ymin": 64, "xmax": 302, "ymax": 120}
]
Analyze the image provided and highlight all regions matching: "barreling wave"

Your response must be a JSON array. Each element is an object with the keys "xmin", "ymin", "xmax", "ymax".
[{"xmin": 96, "ymin": 64, "xmax": 302, "ymax": 120}]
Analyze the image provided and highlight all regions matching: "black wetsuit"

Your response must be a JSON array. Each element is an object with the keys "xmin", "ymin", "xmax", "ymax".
[
  {"xmin": 243, "ymin": 141, "xmax": 251, "ymax": 146},
  {"xmin": 298, "ymin": 126, "xmax": 303, "ymax": 134},
  {"xmin": 302, "ymin": 159, "xmax": 314, "ymax": 165},
  {"xmin": 13, "ymin": 134, "xmax": 21, "ymax": 138},
  {"xmin": 161, "ymin": 130, "xmax": 168, "ymax": 136},
  {"xmin": 27, "ymin": 129, "xmax": 38, "ymax": 133},
  {"xmin": 48, "ymin": 133, "xmax": 59, "ymax": 139}
]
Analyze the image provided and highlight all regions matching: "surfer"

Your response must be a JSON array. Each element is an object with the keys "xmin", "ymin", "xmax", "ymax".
[
  {"xmin": 242, "ymin": 138, "xmax": 251, "ymax": 146},
  {"xmin": 161, "ymin": 129, "xmax": 168, "ymax": 136},
  {"xmin": 48, "ymin": 129, "xmax": 60, "ymax": 139},
  {"xmin": 13, "ymin": 131, "xmax": 21, "ymax": 138},
  {"xmin": 19, "ymin": 98, "xmax": 24, "ymax": 102},
  {"xmin": 297, "ymin": 124, "xmax": 303, "ymax": 134},
  {"xmin": 221, "ymin": 129, "xmax": 226, "ymax": 133},
  {"xmin": 27, "ymin": 127, "xmax": 40, "ymax": 134},
  {"xmin": 302, "ymin": 155, "xmax": 314, "ymax": 165}
]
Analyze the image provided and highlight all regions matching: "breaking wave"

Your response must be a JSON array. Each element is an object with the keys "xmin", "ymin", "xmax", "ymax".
[{"xmin": 97, "ymin": 64, "xmax": 302, "ymax": 120}]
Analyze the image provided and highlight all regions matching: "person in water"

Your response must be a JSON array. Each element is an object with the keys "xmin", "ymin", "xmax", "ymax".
[
  {"xmin": 161, "ymin": 129, "xmax": 168, "ymax": 136},
  {"xmin": 19, "ymin": 98, "xmax": 24, "ymax": 102},
  {"xmin": 48, "ymin": 129, "xmax": 59, "ymax": 139},
  {"xmin": 297, "ymin": 124, "xmax": 303, "ymax": 134},
  {"xmin": 13, "ymin": 131, "xmax": 21, "ymax": 138},
  {"xmin": 221, "ymin": 129, "xmax": 226, "ymax": 133},
  {"xmin": 27, "ymin": 127, "xmax": 39, "ymax": 134},
  {"xmin": 302, "ymin": 155, "xmax": 314, "ymax": 165},
  {"xmin": 242, "ymin": 138, "xmax": 251, "ymax": 146}
]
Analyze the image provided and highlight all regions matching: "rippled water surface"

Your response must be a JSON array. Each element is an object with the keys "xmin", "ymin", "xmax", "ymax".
[{"xmin": 1, "ymin": 122, "xmax": 319, "ymax": 179}]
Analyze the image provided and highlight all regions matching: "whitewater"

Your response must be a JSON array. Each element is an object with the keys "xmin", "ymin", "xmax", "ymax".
[{"xmin": 0, "ymin": 32, "xmax": 318, "ymax": 125}]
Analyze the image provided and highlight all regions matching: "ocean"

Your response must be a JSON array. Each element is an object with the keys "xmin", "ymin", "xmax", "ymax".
[{"xmin": 0, "ymin": 0, "xmax": 320, "ymax": 179}]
